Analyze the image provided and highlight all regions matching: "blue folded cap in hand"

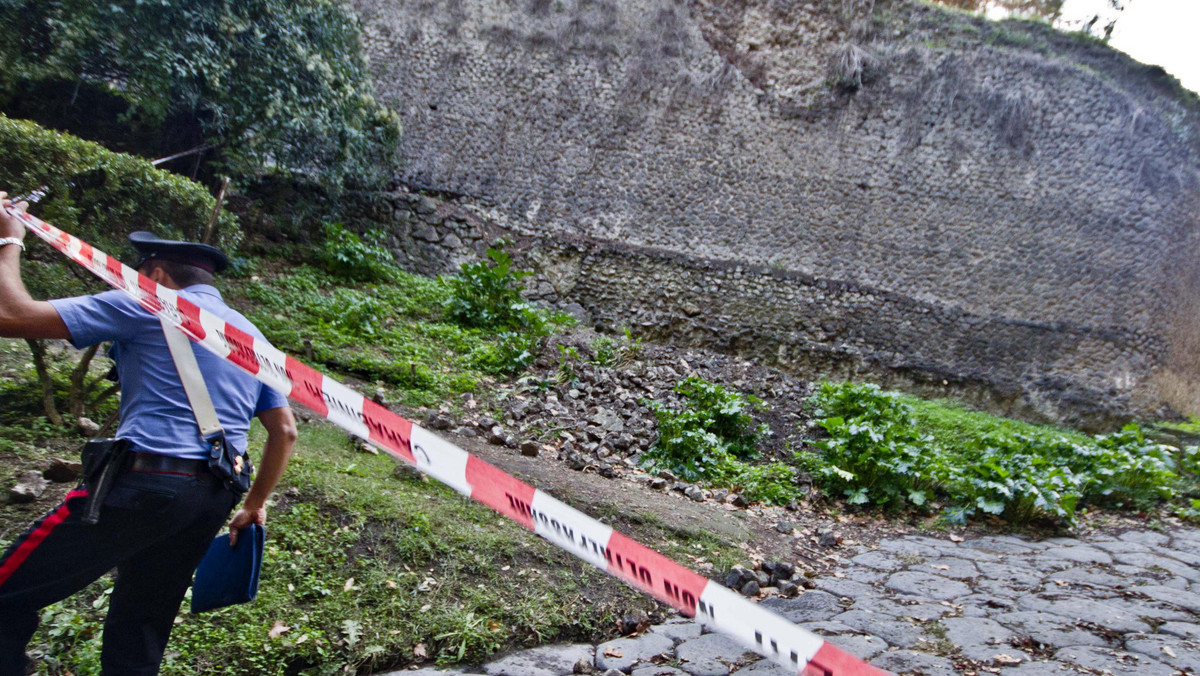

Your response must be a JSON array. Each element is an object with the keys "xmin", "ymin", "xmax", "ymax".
[{"xmin": 191, "ymin": 524, "xmax": 265, "ymax": 614}]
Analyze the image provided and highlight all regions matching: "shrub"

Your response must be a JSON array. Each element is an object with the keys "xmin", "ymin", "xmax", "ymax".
[
  {"xmin": 944, "ymin": 438, "xmax": 1084, "ymax": 525},
  {"xmin": 799, "ymin": 382, "xmax": 941, "ymax": 508},
  {"xmin": 640, "ymin": 378, "xmax": 769, "ymax": 483},
  {"xmin": 444, "ymin": 247, "xmax": 533, "ymax": 330},
  {"xmin": 0, "ymin": 115, "xmax": 238, "ymax": 278},
  {"xmin": 318, "ymin": 223, "xmax": 396, "ymax": 283},
  {"xmin": 0, "ymin": 0, "xmax": 401, "ymax": 191},
  {"xmin": 444, "ymin": 246, "xmax": 573, "ymax": 374}
]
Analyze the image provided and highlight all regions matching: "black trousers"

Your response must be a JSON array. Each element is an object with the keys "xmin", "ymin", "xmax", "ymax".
[{"xmin": 0, "ymin": 468, "xmax": 237, "ymax": 676}]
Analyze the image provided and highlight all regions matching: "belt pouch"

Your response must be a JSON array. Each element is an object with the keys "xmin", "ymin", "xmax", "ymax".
[
  {"xmin": 79, "ymin": 438, "xmax": 131, "ymax": 525},
  {"xmin": 205, "ymin": 431, "xmax": 253, "ymax": 495}
]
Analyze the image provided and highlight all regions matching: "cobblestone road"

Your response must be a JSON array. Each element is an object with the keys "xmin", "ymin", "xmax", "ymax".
[{"xmin": 380, "ymin": 528, "xmax": 1200, "ymax": 676}]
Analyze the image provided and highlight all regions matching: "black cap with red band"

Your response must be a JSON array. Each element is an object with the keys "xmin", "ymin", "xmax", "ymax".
[{"xmin": 129, "ymin": 231, "xmax": 229, "ymax": 274}]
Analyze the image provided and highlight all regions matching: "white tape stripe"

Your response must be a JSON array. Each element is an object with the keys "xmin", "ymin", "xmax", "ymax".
[
  {"xmin": 409, "ymin": 425, "xmax": 473, "ymax": 496},
  {"xmin": 529, "ymin": 491, "xmax": 614, "ymax": 571},
  {"xmin": 318, "ymin": 377, "xmax": 370, "ymax": 440},
  {"xmin": 16, "ymin": 214, "xmax": 893, "ymax": 676},
  {"xmin": 699, "ymin": 584, "xmax": 825, "ymax": 671}
]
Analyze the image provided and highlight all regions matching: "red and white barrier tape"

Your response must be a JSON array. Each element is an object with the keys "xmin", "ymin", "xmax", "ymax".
[{"xmin": 11, "ymin": 209, "xmax": 890, "ymax": 676}]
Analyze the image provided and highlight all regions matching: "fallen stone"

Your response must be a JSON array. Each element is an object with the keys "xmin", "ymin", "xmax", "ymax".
[
  {"xmin": 740, "ymin": 580, "xmax": 760, "ymax": 597},
  {"xmin": 818, "ymin": 531, "xmax": 839, "ymax": 548},
  {"xmin": 483, "ymin": 644, "xmax": 595, "ymax": 676},
  {"xmin": 43, "ymin": 458, "xmax": 83, "ymax": 483},
  {"xmin": 9, "ymin": 471, "xmax": 49, "ymax": 503},
  {"xmin": 426, "ymin": 413, "xmax": 454, "ymax": 430},
  {"xmin": 685, "ymin": 486, "xmax": 706, "ymax": 502},
  {"xmin": 774, "ymin": 521, "xmax": 794, "ymax": 534},
  {"xmin": 488, "ymin": 426, "xmax": 507, "ymax": 445},
  {"xmin": 520, "ymin": 440, "xmax": 541, "ymax": 457},
  {"xmin": 649, "ymin": 478, "xmax": 668, "ymax": 490},
  {"xmin": 76, "ymin": 417, "xmax": 101, "ymax": 436}
]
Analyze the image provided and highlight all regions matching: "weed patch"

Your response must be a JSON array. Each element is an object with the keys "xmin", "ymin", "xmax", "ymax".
[{"xmin": 802, "ymin": 382, "xmax": 1200, "ymax": 526}]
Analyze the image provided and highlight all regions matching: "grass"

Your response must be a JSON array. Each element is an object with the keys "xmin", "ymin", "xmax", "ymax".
[
  {"xmin": 227, "ymin": 265, "xmax": 500, "ymax": 410},
  {"xmin": 901, "ymin": 395, "xmax": 1094, "ymax": 451}
]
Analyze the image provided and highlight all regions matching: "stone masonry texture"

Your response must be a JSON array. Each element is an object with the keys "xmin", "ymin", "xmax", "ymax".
[{"xmin": 349, "ymin": 0, "xmax": 1200, "ymax": 428}]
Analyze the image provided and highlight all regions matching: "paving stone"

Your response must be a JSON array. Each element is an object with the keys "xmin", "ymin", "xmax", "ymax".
[
  {"xmin": 798, "ymin": 621, "xmax": 857, "ymax": 635},
  {"xmin": 1111, "ymin": 551, "xmax": 1200, "ymax": 581},
  {"xmin": 727, "ymin": 659, "xmax": 792, "ymax": 675},
  {"xmin": 850, "ymin": 551, "xmax": 903, "ymax": 571},
  {"xmin": 931, "ymin": 545, "xmax": 998, "ymax": 562},
  {"xmin": 1158, "ymin": 621, "xmax": 1200, "ymax": 640},
  {"xmin": 884, "ymin": 571, "xmax": 970, "ymax": 600},
  {"xmin": 824, "ymin": 634, "xmax": 888, "ymax": 659},
  {"xmin": 869, "ymin": 649, "xmax": 958, "ymax": 676},
  {"xmin": 760, "ymin": 590, "xmax": 842, "ymax": 623},
  {"xmin": 1149, "ymin": 544, "xmax": 1200, "ymax": 567},
  {"xmin": 992, "ymin": 611, "xmax": 1106, "ymax": 649},
  {"xmin": 1038, "ymin": 545, "xmax": 1112, "ymax": 565},
  {"xmin": 595, "ymin": 633, "xmax": 674, "ymax": 671},
  {"xmin": 831, "ymin": 610, "xmax": 923, "ymax": 648},
  {"xmin": 997, "ymin": 661, "xmax": 1078, "ymax": 674},
  {"xmin": 1047, "ymin": 567, "xmax": 1129, "ymax": 589},
  {"xmin": 483, "ymin": 644, "xmax": 594, "ymax": 676},
  {"xmin": 1133, "ymin": 584, "xmax": 1200, "ymax": 613},
  {"xmin": 1016, "ymin": 595, "xmax": 1152, "ymax": 633},
  {"xmin": 675, "ymin": 633, "xmax": 751, "ymax": 676},
  {"xmin": 812, "ymin": 578, "xmax": 876, "ymax": 600},
  {"xmin": 941, "ymin": 617, "xmax": 1029, "ymax": 662},
  {"xmin": 975, "ymin": 561, "xmax": 1045, "ymax": 588},
  {"xmin": 631, "ymin": 667, "xmax": 690, "ymax": 676},
  {"xmin": 1053, "ymin": 645, "xmax": 1176, "ymax": 675},
  {"xmin": 1117, "ymin": 531, "xmax": 1170, "ymax": 547},
  {"xmin": 648, "ymin": 619, "xmax": 703, "ymax": 644},
  {"xmin": 917, "ymin": 557, "xmax": 979, "ymax": 580},
  {"xmin": 843, "ymin": 568, "xmax": 885, "ymax": 584},
  {"xmin": 1092, "ymin": 539, "xmax": 1152, "ymax": 554},
  {"xmin": 962, "ymin": 536, "xmax": 1038, "ymax": 555},
  {"xmin": 851, "ymin": 596, "xmax": 950, "ymax": 622},
  {"xmin": 876, "ymin": 538, "xmax": 939, "ymax": 557},
  {"xmin": 1124, "ymin": 634, "xmax": 1200, "ymax": 672}
]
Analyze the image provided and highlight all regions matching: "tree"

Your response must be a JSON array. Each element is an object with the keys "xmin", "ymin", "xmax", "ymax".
[{"xmin": 0, "ymin": 0, "xmax": 401, "ymax": 192}]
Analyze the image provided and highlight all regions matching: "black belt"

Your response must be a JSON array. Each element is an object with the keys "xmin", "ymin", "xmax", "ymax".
[{"xmin": 128, "ymin": 452, "xmax": 208, "ymax": 476}]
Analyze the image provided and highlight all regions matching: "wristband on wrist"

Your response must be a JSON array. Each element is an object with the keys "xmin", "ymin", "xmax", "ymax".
[{"xmin": 0, "ymin": 237, "xmax": 25, "ymax": 251}]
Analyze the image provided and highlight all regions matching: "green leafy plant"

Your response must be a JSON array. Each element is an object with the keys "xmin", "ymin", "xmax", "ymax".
[
  {"xmin": 799, "ymin": 382, "xmax": 942, "ymax": 508},
  {"xmin": 944, "ymin": 439, "xmax": 1084, "ymax": 525},
  {"xmin": 318, "ymin": 223, "xmax": 396, "ymax": 282},
  {"xmin": 640, "ymin": 377, "xmax": 769, "ymax": 483},
  {"xmin": 443, "ymin": 246, "xmax": 573, "ymax": 375},
  {"xmin": 443, "ymin": 246, "xmax": 533, "ymax": 330}
]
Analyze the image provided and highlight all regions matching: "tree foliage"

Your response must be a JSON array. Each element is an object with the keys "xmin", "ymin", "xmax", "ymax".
[{"xmin": 0, "ymin": 0, "xmax": 401, "ymax": 191}]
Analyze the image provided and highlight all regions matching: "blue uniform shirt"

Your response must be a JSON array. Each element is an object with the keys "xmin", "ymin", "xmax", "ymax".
[{"xmin": 50, "ymin": 285, "xmax": 288, "ymax": 460}]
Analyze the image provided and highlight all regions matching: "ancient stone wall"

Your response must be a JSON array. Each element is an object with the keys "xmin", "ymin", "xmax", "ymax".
[{"xmin": 350, "ymin": 0, "xmax": 1200, "ymax": 424}]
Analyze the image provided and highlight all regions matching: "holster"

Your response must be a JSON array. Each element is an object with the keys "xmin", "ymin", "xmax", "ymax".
[
  {"xmin": 79, "ymin": 438, "xmax": 131, "ymax": 525},
  {"xmin": 205, "ymin": 431, "xmax": 253, "ymax": 495}
]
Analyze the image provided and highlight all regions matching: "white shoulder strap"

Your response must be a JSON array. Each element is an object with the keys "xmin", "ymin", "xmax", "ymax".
[{"xmin": 161, "ymin": 317, "xmax": 224, "ymax": 437}]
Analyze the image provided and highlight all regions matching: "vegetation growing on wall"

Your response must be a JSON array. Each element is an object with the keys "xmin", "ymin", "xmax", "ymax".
[{"xmin": 0, "ymin": 0, "xmax": 401, "ymax": 191}]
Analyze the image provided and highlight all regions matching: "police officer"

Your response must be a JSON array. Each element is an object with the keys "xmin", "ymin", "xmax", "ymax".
[{"xmin": 0, "ymin": 192, "xmax": 298, "ymax": 675}]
